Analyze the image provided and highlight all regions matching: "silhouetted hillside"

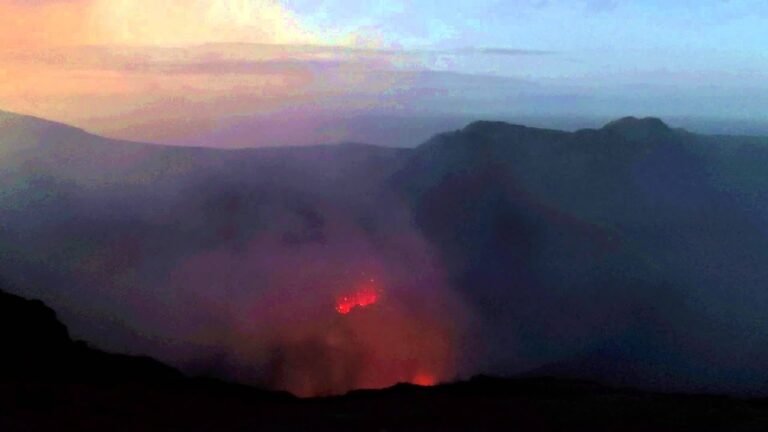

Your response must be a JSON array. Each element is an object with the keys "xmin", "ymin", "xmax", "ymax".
[
  {"xmin": 3, "ymin": 286, "xmax": 768, "ymax": 431},
  {"xmin": 0, "ymin": 282, "xmax": 182, "ymax": 383}
]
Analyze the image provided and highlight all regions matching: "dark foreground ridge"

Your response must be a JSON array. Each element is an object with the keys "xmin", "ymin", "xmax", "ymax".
[{"xmin": 2, "ymin": 286, "xmax": 768, "ymax": 431}]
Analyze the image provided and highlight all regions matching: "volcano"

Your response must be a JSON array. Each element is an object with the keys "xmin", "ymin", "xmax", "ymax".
[{"xmin": 3, "ymin": 111, "xmax": 768, "ymax": 398}]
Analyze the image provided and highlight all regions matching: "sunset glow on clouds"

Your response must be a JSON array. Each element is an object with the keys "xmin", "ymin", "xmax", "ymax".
[
  {"xmin": 1, "ymin": 0, "xmax": 767, "ymax": 146},
  {"xmin": 0, "ymin": 0, "xmax": 422, "ymax": 144},
  {"xmin": 0, "ymin": 0, "xmax": 320, "ymax": 47}
]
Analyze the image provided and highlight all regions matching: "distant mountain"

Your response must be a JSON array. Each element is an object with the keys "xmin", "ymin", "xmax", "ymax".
[
  {"xmin": 392, "ymin": 116, "xmax": 768, "ymax": 393},
  {"xmin": 2, "ymin": 110, "xmax": 768, "ymax": 395}
]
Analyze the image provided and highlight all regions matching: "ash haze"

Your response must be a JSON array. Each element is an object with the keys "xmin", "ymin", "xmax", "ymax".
[
  {"xmin": 1, "ymin": 0, "xmax": 767, "ymax": 147},
  {"xmin": 4, "ymin": 1, "xmax": 768, "ymax": 426}
]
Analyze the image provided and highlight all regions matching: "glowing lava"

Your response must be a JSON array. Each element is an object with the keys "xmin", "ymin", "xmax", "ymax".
[
  {"xmin": 412, "ymin": 373, "xmax": 437, "ymax": 387},
  {"xmin": 335, "ymin": 280, "xmax": 380, "ymax": 315}
]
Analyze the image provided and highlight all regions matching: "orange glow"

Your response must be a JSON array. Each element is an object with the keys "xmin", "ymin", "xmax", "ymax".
[
  {"xmin": 335, "ymin": 280, "xmax": 380, "ymax": 315},
  {"xmin": 0, "ymin": 0, "xmax": 403, "ymax": 142},
  {"xmin": 411, "ymin": 373, "xmax": 437, "ymax": 387},
  {"xmin": 0, "ymin": 1, "xmax": 95, "ymax": 48},
  {"xmin": 90, "ymin": 0, "xmax": 315, "ymax": 46},
  {"xmin": 0, "ymin": 1, "xmax": 317, "ymax": 48}
]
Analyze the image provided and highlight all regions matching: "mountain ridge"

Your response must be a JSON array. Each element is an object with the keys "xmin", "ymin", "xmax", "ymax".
[
  {"xmin": 4, "ymin": 108, "xmax": 768, "ymax": 153},
  {"xmin": 3, "ymin": 110, "xmax": 768, "ymax": 397}
]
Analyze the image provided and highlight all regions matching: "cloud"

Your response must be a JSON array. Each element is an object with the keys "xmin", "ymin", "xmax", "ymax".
[
  {"xmin": 89, "ymin": 0, "xmax": 315, "ymax": 46},
  {"xmin": 0, "ymin": 0, "xmax": 562, "ymax": 146},
  {"xmin": 0, "ymin": 0, "xmax": 94, "ymax": 47},
  {"xmin": 0, "ymin": 0, "xmax": 324, "ymax": 48},
  {"xmin": 2, "ymin": 43, "xmax": 413, "ymax": 72},
  {"xmin": 455, "ymin": 47, "xmax": 556, "ymax": 56}
]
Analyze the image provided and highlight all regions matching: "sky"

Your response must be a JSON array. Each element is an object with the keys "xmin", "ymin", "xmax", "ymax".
[{"xmin": 0, "ymin": 0, "xmax": 767, "ymax": 146}]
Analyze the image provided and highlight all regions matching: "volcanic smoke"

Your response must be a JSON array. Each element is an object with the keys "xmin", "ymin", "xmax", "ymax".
[{"xmin": 98, "ymin": 198, "xmax": 469, "ymax": 397}]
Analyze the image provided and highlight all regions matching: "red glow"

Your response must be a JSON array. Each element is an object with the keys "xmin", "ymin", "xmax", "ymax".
[
  {"xmin": 335, "ymin": 280, "xmax": 380, "ymax": 314},
  {"xmin": 412, "ymin": 373, "xmax": 437, "ymax": 386}
]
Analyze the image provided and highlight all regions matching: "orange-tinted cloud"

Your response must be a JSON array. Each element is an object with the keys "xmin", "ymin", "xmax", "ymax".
[
  {"xmin": 0, "ymin": 0, "xmax": 319, "ymax": 47},
  {"xmin": 0, "ymin": 1, "xmax": 419, "ymax": 146},
  {"xmin": 90, "ymin": 0, "xmax": 317, "ymax": 46},
  {"xmin": 2, "ymin": 1, "xmax": 544, "ymax": 148},
  {"xmin": 0, "ymin": 0, "xmax": 96, "ymax": 48}
]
